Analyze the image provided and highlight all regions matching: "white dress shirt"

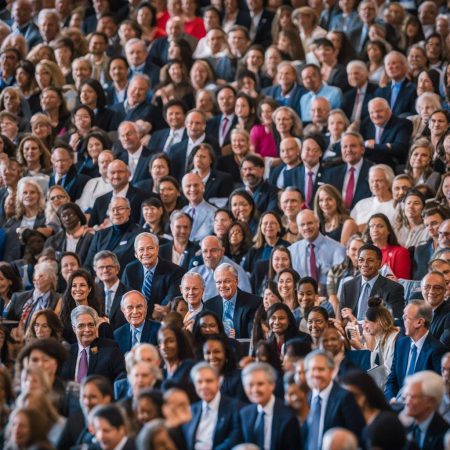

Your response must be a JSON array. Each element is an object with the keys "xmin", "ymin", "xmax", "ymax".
[
  {"xmin": 312, "ymin": 381, "xmax": 334, "ymax": 448},
  {"xmin": 342, "ymin": 158, "xmax": 363, "ymax": 199},
  {"xmin": 195, "ymin": 392, "xmax": 221, "ymax": 450},
  {"xmin": 258, "ymin": 394, "xmax": 275, "ymax": 450}
]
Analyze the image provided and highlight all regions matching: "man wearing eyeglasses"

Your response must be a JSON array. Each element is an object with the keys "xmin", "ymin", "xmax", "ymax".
[
  {"xmin": 61, "ymin": 305, "xmax": 126, "ymax": 385},
  {"xmin": 113, "ymin": 291, "xmax": 161, "ymax": 354}
]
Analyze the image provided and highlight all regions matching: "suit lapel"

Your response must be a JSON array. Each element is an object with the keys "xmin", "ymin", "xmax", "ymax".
[
  {"xmin": 233, "ymin": 294, "xmax": 244, "ymax": 337},
  {"xmin": 109, "ymin": 284, "xmax": 123, "ymax": 319},
  {"xmin": 213, "ymin": 397, "xmax": 227, "ymax": 446},
  {"xmin": 189, "ymin": 403, "xmax": 203, "ymax": 448},
  {"xmin": 88, "ymin": 344, "xmax": 99, "ymax": 375}
]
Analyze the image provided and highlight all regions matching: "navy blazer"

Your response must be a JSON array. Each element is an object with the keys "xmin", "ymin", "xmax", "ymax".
[
  {"xmin": 148, "ymin": 36, "xmax": 170, "ymax": 68},
  {"xmin": 360, "ymin": 115, "xmax": 412, "ymax": 168},
  {"xmin": 110, "ymin": 101, "xmax": 154, "ymax": 124},
  {"xmin": 340, "ymin": 274, "xmax": 405, "ymax": 319},
  {"xmin": 384, "ymin": 334, "xmax": 446, "ymax": 400},
  {"xmin": 121, "ymin": 258, "xmax": 186, "ymax": 315},
  {"xmin": 289, "ymin": 164, "xmax": 325, "ymax": 207},
  {"xmin": 413, "ymin": 239, "xmax": 435, "ymax": 280},
  {"xmin": 429, "ymin": 301, "xmax": 450, "ymax": 348},
  {"xmin": 118, "ymin": 146, "xmax": 156, "ymax": 186},
  {"xmin": 203, "ymin": 289, "xmax": 261, "ymax": 339},
  {"xmin": 104, "ymin": 83, "xmax": 128, "ymax": 107},
  {"xmin": 268, "ymin": 163, "xmax": 301, "ymax": 189},
  {"xmin": 375, "ymin": 81, "xmax": 417, "ymax": 116},
  {"xmin": 206, "ymin": 114, "xmax": 239, "ymax": 148},
  {"xmin": 44, "ymin": 230, "xmax": 93, "ymax": 264},
  {"xmin": 159, "ymin": 241, "xmax": 200, "ymax": 270},
  {"xmin": 322, "ymin": 159, "xmax": 374, "ymax": 209},
  {"xmin": 240, "ymin": 397, "xmax": 301, "ymax": 450},
  {"xmin": 6, "ymin": 290, "xmax": 60, "ymax": 322},
  {"xmin": 245, "ymin": 179, "xmax": 279, "ymax": 215},
  {"xmin": 49, "ymin": 166, "xmax": 91, "ymax": 202},
  {"xmin": 341, "ymin": 83, "xmax": 378, "ymax": 122},
  {"xmin": 162, "ymin": 359, "xmax": 198, "ymax": 403},
  {"xmin": 183, "ymin": 395, "xmax": 243, "ymax": 450},
  {"xmin": 252, "ymin": 9, "xmax": 275, "ymax": 47},
  {"xmin": 204, "ymin": 169, "xmax": 234, "ymax": 200},
  {"xmin": 262, "ymin": 84, "xmax": 305, "ymax": 118},
  {"xmin": 97, "ymin": 280, "xmax": 129, "ymax": 330},
  {"xmin": 113, "ymin": 319, "xmax": 161, "ymax": 354},
  {"xmin": 409, "ymin": 411, "xmax": 449, "ymax": 450},
  {"xmin": 61, "ymin": 337, "xmax": 126, "ymax": 384},
  {"xmin": 148, "ymin": 128, "xmax": 188, "ymax": 152},
  {"xmin": 88, "ymin": 185, "xmax": 149, "ymax": 227}
]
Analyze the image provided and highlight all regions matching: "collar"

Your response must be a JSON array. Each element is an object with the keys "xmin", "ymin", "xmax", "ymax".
[
  {"xmin": 113, "ymin": 184, "xmax": 129, "ymax": 198},
  {"xmin": 222, "ymin": 113, "xmax": 235, "ymax": 121},
  {"xmin": 33, "ymin": 290, "xmax": 50, "ymax": 302},
  {"xmin": 313, "ymin": 379, "xmax": 333, "ymax": 400},
  {"xmin": 305, "ymin": 163, "xmax": 320, "ymax": 175},
  {"xmin": 416, "ymin": 410, "xmax": 435, "ymax": 429},
  {"xmin": 250, "ymin": 9, "xmax": 263, "ymax": 21},
  {"xmin": 391, "ymin": 78, "xmax": 404, "ymax": 87},
  {"xmin": 132, "ymin": 62, "xmax": 146, "ymax": 72},
  {"xmin": 258, "ymin": 394, "xmax": 275, "ymax": 415},
  {"xmin": 308, "ymin": 232, "xmax": 325, "ymax": 246},
  {"xmin": 129, "ymin": 146, "xmax": 143, "ymax": 160},
  {"xmin": 412, "ymin": 330, "xmax": 429, "ymax": 350},
  {"xmin": 357, "ymin": 82, "xmax": 368, "ymax": 95},
  {"xmin": 189, "ymin": 134, "xmax": 206, "ymax": 146},
  {"xmin": 362, "ymin": 273, "xmax": 380, "ymax": 285},
  {"xmin": 112, "ymin": 436, "xmax": 129, "ymax": 450},
  {"xmin": 144, "ymin": 261, "xmax": 158, "ymax": 277},
  {"xmin": 78, "ymin": 342, "xmax": 91, "ymax": 353},
  {"xmin": 347, "ymin": 158, "xmax": 364, "ymax": 172},
  {"xmin": 203, "ymin": 391, "xmax": 221, "ymax": 412},
  {"xmin": 171, "ymin": 126, "xmax": 185, "ymax": 136},
  {"xmin": 105, "ymin": 279, "xmax": 120, "ymax": 295},
  {"xmin": 223, "ymin": 291, "xmax": 237, "ymax": 305},
  {"xmin": 131, "ymin": 322, "xmax": 145, "ymax": 334}
]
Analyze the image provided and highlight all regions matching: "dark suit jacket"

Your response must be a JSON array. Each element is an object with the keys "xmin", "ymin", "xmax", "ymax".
[
  {"xmin": 342, "ymin": 82, "xmax": 378, "ymax": 122},
  {"xmin": 61, "ymin": 337, "xmax": 126, "ymax": 384},
  {"xmin": 44, "ymin": 230, "xmax": 93, "ymax": 264},
  {"xmin": 113, "ymin": 319, "xmax": 161, "ymax": 354},
  {"xmin": 217, "ymin": 153, "xmax": 241, "ymax": 185},
  {"xmin": 261, "ymin": 84, "xmax": 305, "ymax": 118},
  {"xmin": 148, "ymin": 128, "xmax": 188, "ymax": 152},
  {"xmin": 360, "ymin": 115, "xmax": 412, "ymax": 168},
  {"xmin": 203, "ymin": 289, "xmax": 261, "ymax": 339},
  {"xmin": 340, "ymin": 274, "xmax": 405, "ymax": 319},
  {"xmin": 105, "ymin": 82, "xmax": 128, "ymax": 107},
  {"xmin": 97, "ymin": 280, "xmax": 130, "ymax": 330},
  {"xmin": 84, "ymin": 222, "xmax": 143, "ymax": 272},
  {"xmin": 252, "ymin": 9, "xmax": 275, "ymax": 47},
  {"xmin": 206, "ymin": 114, "xmax": 239, "ymax": 148},
  {"xmin": 430, "ymin": 301, "xmax": 450, "ymax": 348},
  {"xmin": 6, "ymin": 290, "xmax": 61, "ymax": 321},
  {"xmin": 385, "ymin": 334, "xmax": 446, "ymax": 400},
  {"xmin": 121, "ymin": 258, "xmax": 186, "ymax": 315},
  {"xmin": 417, "ymin": 411, "xmax": 449, "ymax": 450},
  {"xmin": 268, "ymin": 163, "xmax": 302, "ymax": 189},
  {"xmin": 118, "ymin": 146, "xmax": 156, "ymax": 186},
  {"xmin": 159, "ymin": 241, "xmax": 200, "ymax": 270},
  {"xmin": 95, "ymin": 107, "xmax": 123, "ymax": 132},
  {"xmin": 289, "ymin": 164, "xmax": 325, "ymax": 207},
  {"xmin": 328, "ymin": 64, "xmax": 350, "ymax": 92},
  {"xmin": 148, "ymin": 36, "xmax": 170, "ymax": 68},
  {"xmin": 322, "ymin": 159, "xmax": 374, "ymax": 209},
  {"xmin": 375, "ymin": 80, "xmax": 417, "ymax": 116},
  {"xmin": 413, "ymin": 239, "xmax": 435, "ymax": 280},
  {"xmin": 183, "ymin": 395, "xmax": 243, "ymax": 450},
  {"xmin": 240, "ymin": 397, "xmax": 301, "ymax": 450},
  {"xmin": 244, "ymin": 179, "xmax": 279, "ymax": 215},
  {"xmin": 56, "ymin": 409, "xmax": 86, "ymax": 450},
  {"xmin": 88, "ymin": 185, "xmax": 149, "ymax": 227},
  {"xmin": 49, "ymin": 166, "xmax": 91, "ymax": 202},
  {"xmin": 204, "ymin": 169, "xmax": 234, "ymax": 200},
  {"xmin": 208, "ymin": 56, "xmax": 238, "ymax": 83},
  {"xmin": 110, "ymin": 101, "xmax": 154, "ymax": 124}
]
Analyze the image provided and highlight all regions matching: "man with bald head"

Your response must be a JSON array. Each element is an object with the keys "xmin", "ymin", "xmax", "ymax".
[
  {"xmin": 290, "ymin": 210, "xmax": 346, "ymax": 292},
  {"xmin": 269, "ymin": 137, "xmax": 302, "ymax": 189},
  {"xmin": 181, "ymin": 172, "xmax": 216, "ymax": 243},
  {"xmin": 361, "ymin": 97, "xmax": 413, "ymax": 169},
  {"xmin": 122, "ymin": 233, "xmax": 186, "ymax": 316},
  {"xmin": 88, "ymin": 159, "xmax": 149, "ymax": 227},
  {"xmin": 190, "ymin": 235, "xmax": 252, "ymax": 299}
]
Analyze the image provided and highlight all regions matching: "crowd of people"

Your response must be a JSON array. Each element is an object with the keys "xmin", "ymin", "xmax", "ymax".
[{"xmin": 0, "ymin": 0, "xmax": 448, "ymax": 448}]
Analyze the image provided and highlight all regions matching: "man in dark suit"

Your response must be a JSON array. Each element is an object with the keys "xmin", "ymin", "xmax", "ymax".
[
  {"xmin": 375, "ymin": 51, "xmax": 417, "ymax": 117},
  {"xmin": 117, "ymin": 121, "xmax": 156, "ymax": 186},
  {"xmin": 204, "ymin": 262, "xmax": 260, "ymax": 339},
  {"xmin": 167, "ymin": 109, "xmax": 220, "ymax": 181},
  {"xmin": 113, "ymin": 291, "xmax": 161, "ymax": 354},
  {"xmin": 0, "ymin": 158, "xmax": 21, "ymax": 226},
  {"xmin": 269, "ymin": 137, "xmax": 302, "ymax": 189},
  {"xmin": 385, "ymin": 300, "xmax": 446, "ymax": 401},
  {"xmin": 183, "ymin": 362, "xmax": 242, "ymax": 450},
  {"xmin": 121, "ymin": 232, "xmax": 186, "ymax": 316},
  {"xmin": 88, "ymin": 160, "xmax": 149, "ymax": 227},
  {"xmin": 148, "ymin": 100, "xmax": 187, "ymax": 153},
  {"xmin": 304, "ymin": 350, "xmax": 365, "ymax": 449},
  {"xmin": 61, "ymin": 305, "xmax": 126, "ymax": 384},
  {"xmin": 340, "ymin": 243, "xmax": 405, "ymax": 320},
  {"xmin": 404, "ymin": 370, "xmax": 449, "ymax": 450},
  {"xmin": 93, "ymin": 250, "xmax": 129, "ymax": 330},
  {"xmin": 240, "ymin": 362, "xmax": 301, "ymax": 449},
  {"xmin": 125, "ymin": 38, "xmax": 160, "ymax": 88},
  {"xmin": 342, "ymin": 61, "xmax": 377, "ymax": 123},
  {"xmin": 49, "ymin": 144, "xmax": 91, "ymax": 202},
  {"xmin": 247, "ymin": 0, "xmax": 275, "ymax": 46},
  {"xmin": 422, "ymin": 271, "xmax": 450, "ymax": 347},
  {"xmin": 361, "ymin": 98, "xmax": 412, "ymax": 169},
  {"xmin": 323, "ymin": 132, "xmax": 374, "ymax": 210},
  {"xmin": 206, "ymin": 86, "xmax": 238, "ymax": 149},
  {"xmin": 11, "ymin": 0, "xmax": 42, "ymax": 49},
  {"xmin": 239, "ymin": 154, "xmax": 279, "ymax": 214}
]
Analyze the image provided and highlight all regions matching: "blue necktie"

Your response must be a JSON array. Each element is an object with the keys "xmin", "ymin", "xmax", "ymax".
[
  {"xmin": 412, "ymin": 423, "xmax": 422, "ymax": 449},
  {"xmin": 390, "ymin": 82, "xmax": 401, "ymax": 109},
  {"xmin": 306, "ymin": 395, "xmax": 322, "ymax": 450},
  {"xmin": 142, "ymin": 269, "xmax": 153, "ymax": 303},
  {"xmin": 254, "ymin": 410, "xmax": 265, "ymax": 449},
  {"xmin": 357, "ymin": 282, "xmax": 372, "ymax": 320},
  {"xmin": 406, "ymin": 343, "xmax": 418, "ymax": 376},
  {"xmin": 131, "ymin": 328, "xmax": 139, "ymax": 347},
  {"xmin": 223, "ymin": 300, "xmax": 233, "ymax": 323}
]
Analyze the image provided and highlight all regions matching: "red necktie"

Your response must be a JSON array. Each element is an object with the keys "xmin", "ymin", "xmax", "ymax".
[
  {"xmin": 309, "ymin": 243, "xmax": 319, "ymax": 281},
  {"xmin": 306, "ymin": 171, "xmax": 314, "ymax": 208},
  {"xmin": 344, "ymin": 167, "xmax": 355, "ymax": 210}
]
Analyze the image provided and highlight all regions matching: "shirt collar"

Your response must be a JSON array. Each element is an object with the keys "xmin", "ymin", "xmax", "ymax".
[
  {"xmin": 105, "ymin": 279, "xmax": 120, "ymax": 296},
  {"xmin": 362, "ymin": 273, "xmax": 380, "ymax": 285},
  {"xmin": 113, "ymin": 437, "xmax": 129, "ymax": 450},
  {"xmin": 114, "ymin": 184, "xmax": 129, "ymax": 198},
  {"xmin": 257, "ymin": 394, "xmax": 276, "ymax": 415},
  {"xmin": 189, "ymin": 134, "xmax": 206, "ymax": 146},
  {"xmin": 313, "ymin": 379, "xmax": 334, "ymax": 399},
  {"xmin": 417, "ymin": 410, "xmax": 435, "ymax": 429},
  {"xmin": 203, "ymin": 391, "xmax": 221, "ymax": 412},
  {"xmin": 129, "ymin": 146, "xmax": 143, "ymax": 160},
  {"xmin": 131, "ymin": 322, "xmax": 145, "ymax": 334},
  {"xmin": 222, "ymin": 291, "xmax": 237, "ymax": 305},
  {"xmin": 144, "ymin": 261, "xmax": 158, "ymax": 277},
  {"xmin": 347, "ymin": 158, "xmax": 364, "ymax": 172},
  {"xmin": 413, "ymin": 330, "xmax": 429, "ymax": 349}
]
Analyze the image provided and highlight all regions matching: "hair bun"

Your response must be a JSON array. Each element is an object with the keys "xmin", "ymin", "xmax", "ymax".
[{"xmin": 367, "ymin": 296, "xmax": 384, "ymax": 308}]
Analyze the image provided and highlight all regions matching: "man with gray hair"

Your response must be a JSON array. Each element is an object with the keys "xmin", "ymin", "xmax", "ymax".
[
  {"xmin": 239, "ymin": 362, "xmax": 301, "ymax": 449},
  {"xmin": 125, "ymin": 38, "xmax": 160, "ymax": 87},
  {"xmin": 61, "ymin": 305, "xmax": 125, "ymax": 384},
  {"xmin": 38, "ymin": 8, "xmax": 60, "ymax": 43},
  {"xmin": 304, "ymin": 349, "xmax": 365, "ymax": 450},
  {"xmin": 322, "ymin": 428, "xmax": 358, "ymax": 450},
  {"xmin": 180, "ymin": 272, "xmax": 206, "ymax": 328},
  {"xmin": 203, "ymin": 262, "xmax": 260, "ymax": 338},
  {"xmin": 122, "ymin": 232, "xmax": 185, "ymax": 316},
  {"xmin": 403, "ymin": 370, "xmax": 449, "ymax": 449}
]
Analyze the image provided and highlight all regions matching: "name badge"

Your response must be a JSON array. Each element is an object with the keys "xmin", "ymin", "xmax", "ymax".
[{"xmin": 119, "ymin": 241, "xmax": 128, "ymax": 245}]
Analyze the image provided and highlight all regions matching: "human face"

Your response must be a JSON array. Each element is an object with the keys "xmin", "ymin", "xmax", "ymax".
[
  {"xmin": 278, "ymin": 272, "xmax": 294, "ymax": 298},
  {"xmin": 130, "ymin": 362, "xmax": 155, "ymax": 395},
  {"xmin": 231, "ymin": 133, "xmax": 249, "ymax": 156},
  {"xmin": 28, "ymin": 349, "xmax": 58, "ymax": 379},
  {"xmin": 81, "ymin": 381, "xmax": 110, "ymax": 416},
  {"xmin": 21, "ymin": 183, "xmax": 40, "ymax": 209},
  {"xmin": 228, "ymin": 30, "xmax": 248, "ymax": 56},
  {"xmin": 199, "ymin": 315, "xmax": 220, "ymax": 336},
  {"xmin": 278, "ymin": 66, "xmax": 296, "ymax": 91},
  {"xmin": 385, "ymin": 54, "xmax": 406, "ymax": 81},
  {"xmin": 263, "ymin": 289, "xmax": 280, "ymax": 310},
  {"xmin": 87, "ymin": 137, "xmax": 103, "ymax": 161},
  {"xmin": 417, "ymin": 71, "xmax": 434, "ymax": 95},
  {"xmin": 71, "ymin": 276, "xmax": 91, "ymax": 304},
  {"xmin": 35, "ymin": 66, "xmax": 52, "ymax": 90},
  {"xmin": 259, "ymin": 103, "xmax": 273, "ymax": 126},
  {"xmin": 235, "ymin": 97, "xmax": 250, "ymax": 119},
  {"xmin": 369, "ymin": 100, "xmax": 391, "ymax": 126},
  {"xmin": 241, "ymin": 161, "xmax": 263, "ymax": 187},
  {"xmin": 301, "ymin": 67, "xmax": 321, "ymax": 93},
  {"xmin": 40, "ymin": 16, "xmax": 59, "ymax": 41},
  {"xmin": 424, "ymin": 213, "xmax": 443, "ymax": 240},
  {"xmin": 15, "ymin": 68, "xmax": 31, "ymax": 90},
  {"xmin": 404, "ymin": 195, "xmax": 423, "ymax": 221},
  {"xmin": 418, "ymin": 99, "xmax": 437, "ymax": 122},
  {"xmin": 186, "ymin": 112, "xmax": 206, "ymax": 140},
  {"xmin": 0, "ymin": 118, "xmax": 18, "ymax": 139},
  {"xmin": 215, "ymin": 268, "xmax": 238, "ymax": 300},
  {"xmin": 182, "ymin": 173, "xmax": 204, "ymax": 204},
  {"xmin": 261, "ymin": 214, "xmax": 280, "ymax": 241},
  {"xmin": 159, "ymin": 181, "xmax": 180, "ymax": 206},
  {"xmin": 80, "ymin": 85, "xmax": 97, "ymax": 110},
  {"xmin": 119, "ymin": 123, "xmax": 140, "ymax": 152},
  {"xmin": 301, "ymin": 138, "xmax": 322, "ymax": 168},
  {"xmin": 429, "ymin": 112, "xmax": 448, "ymax": 137},
  {"xmin": 150, "ymin": 158, "xmax": 169, "ymax": 184},
  {"xmin": 358, "ymin": 248, "xmax": 381, "ymax": 280},
  {"xmin": 142, "ymin": 204, "xmax": 162, "ymax": 227},
  {"xmin": 3, "ymin": 91, "xmax": 20, "ymax": 113},
  {"xmin": 347, "ymin": 65, "xmax": 367, "ymax": 88},
  {"xmin": 109, "ymin": 58, "xmax": 128, "ymax": 83},
  {"xmin": 275, "ymin": 110, "xmax": 293, "ymax": 134},
  {"xmin": 51, "ymin": 148, "xmax": 72, "ymax": 176},
  {"xmin": 341, "ymin": 134, "xmax": 364, "ymax": 165},
  {"xmin": 169, "ymin": 216, "xmax": 190, "ymax": 244},
  {"xmin": 136, "ymin": 236, "xmax": 159, "ymax": 269},
  {"xmin": 60, "ymin": 207, "xmax": 81, "ymax": 232},
  {"xmin": 438, "ymin": 221, "xmax": 450, "ymax": 249},
  {"xmin": 442, "ymin": 356, "xmax": 450, "ymax": 386},
  {"xmin": 95, "ymin": 257, "xmax": 119, "ymax": 285},
  {"xmin": 327, "ymin": 113, "xmax": 346, "ymax": 139},
  {"xmin": 280, "ymin": 191, "xmax": 303, "ymax": 218},
  {"xmin": 285, "ymin": 383, "xmax": 307, "ymax": 412},
  {"xmin": 320, "ymin": 328, "xmax": 342, "ymax": 356},
  {"xmin": 408, "ymin": 47, "xmax": 427, "ymax": 73},
  {"xmin": 122, "ymin": 293, "xmax": 147, "ymax": 327},
  {"xmin": 54, "ymin": 46, "xmax": 72, "ymax": 68},
  {"xmin": 194, "ymin": 367, "xmax": 220, "ymax": 402},
  {"xmin": 72, "ymin": 61, "xmax": 92, "ymax": 85},
  {"xmin": 11, "ymin": 412, "xmax": 30, "ymax": 448},
  {"xmin": 93, "ymin": 417, "xmax": 125, "ymax": 450},
  {"xmin": 61, "ymin": 255, "xmax": 79, "ymax": 281},
  {"xmin": 73, "ymin": 313, "xmax": 98, "ymax": 347},
  {"xmin": 280, "ymin": 138, "xmax": 300, "ymax": 166},
  {"xmin": 318, "ymin": 189, "xmax": 338, "ymax": 217},
  {"xmin": 191, "ymin": 62, "xmax": 208, "ymax": 87},
  {"xmin": 165, "ymin": 105, "xmax": 185, "ymax": 129},
  {"xmin": 403, "ymin": 381, "xmax": 435, "ymax": 422},
  {"xmin": 33, "ymin": 314, "xmax": 52, "ymax": 339},
  {"xmin": 136, "ymin": 397, "xmax": 158, "ymax": 425},
  {"xmin": 213, "ymin": 211, "xmax": 232, "ymax": 238},
  {"xmin": 126, "ymin": 42, "xmax": 147, "ymax": 67},
  {"xmin": 0, "ymin": 271, "xmax": 11, "ymax": 297},
  {"xmin": 297, "ymin": 211, "xmax": 320, "ymax": 242},
  {"xmin": 265, "ymin": 47, "xmax": 282, "ymax": 72},
  {"xmin": 307, "ymin": 311, "xmax": 327, "ymax": 340},
  {"xmin": 243, "ymin": 370, "xmax": 274, "ymax": 406},
  {"xmin": 403, "ymin": 303, "xmax": 422, "ymax": 337},
  {"xmin": 217, "ymin": 88, "xmax": 235, "ymax": 115},
  {"xmin": 297, "ymin": 282, "xmax": 317, "ymax": 309},
  {"xmin": 306, "ymin": 354, "xmax": 333, "ymax": 391},
  {"xmin": 410, "ymin": 146, "xmax": 431, "ymax": 170},
  {"xmin": 247, "ymin": 49, "xmax": 264, "ymax": 70},
  {"xmin": 32, "ymin": 269, "xmax": 52, "ymax": 293},
  {"xmin": 269, "ymin": 308, "xmax": 289, "ymax": 335},
  {"xmin": 168, "ymin": 62, "xmax": 183, "ymax": 84},
  {"xmin": 107, "ymin": 161, "xmax": 129, "ymax": 190},
  {"xmin": 127, "ymin": 78, "xmax": 148, "ymax": 106},
  {"xmin": 193, "ymin": 148, "xmax": 212, "ymax": 172},
  {"xmin": 369, "ymin": 168, "xmax": 389, "ymax": 198},
  {"xmin": 196, "ymin": 90, "xmax": 214, "ymax": 113},
  {"xmin": 181, "ymin": 275, "xmax": 204, "ymax": 308},
  {"xmin": 31, "ymin": 121, "xmax": 51, "ymax": 140},
  {"xmin": 231, "ymin": 194, "xmax": 252, "ymax": 222},
  {"xmin": 228, "ymin": 224, "xmax": 244, "ymax": 246},
  {"xmin": 158, "ymin": 328, "xmax": 178, "ymax": 362},
  {"xmin": 392, "ymin": 179, "xmax": 412, "ymax": 202},
  {"xmin": 422, "ymin": 273, "xmax": 446, "ymax": 309}
]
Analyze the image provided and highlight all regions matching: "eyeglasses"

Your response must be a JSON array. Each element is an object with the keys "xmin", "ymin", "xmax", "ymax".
[{"xmin": 75, "ymin": 323, "xmax": 96, "ymax": 330}]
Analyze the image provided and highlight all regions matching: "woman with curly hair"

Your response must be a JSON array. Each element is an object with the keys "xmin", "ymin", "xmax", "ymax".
[{"xmin": 24, "ymin": 309, "xmax": 64, "ymax": 343}]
